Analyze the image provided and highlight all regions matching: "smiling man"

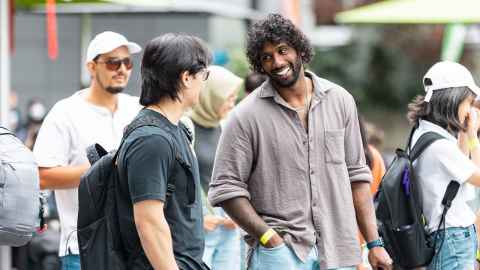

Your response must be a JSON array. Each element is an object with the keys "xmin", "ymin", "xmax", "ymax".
[
  {"xmin": 208, "ymin": 14, "xmax": 393, "ymax": 270},
  {"xmin": 33, "ymin": 31, "xmax": 141, "ymax": 270}
]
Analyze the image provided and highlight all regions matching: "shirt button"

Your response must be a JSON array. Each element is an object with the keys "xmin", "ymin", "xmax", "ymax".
[
  {"xmin": 303, "ymin": 140, "xmax": 307, "ymax": 145},
  {"xmin": 310, "ymin": 170, "xmax": 314, "ymax": 175}
]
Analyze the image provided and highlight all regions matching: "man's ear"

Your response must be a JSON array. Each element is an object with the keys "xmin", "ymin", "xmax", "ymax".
[
  {"xmin": 180, "ymin": 70, "xmax": 191, "ymax": 88},
  {"xmin": 86, "ymin": 61, "xmax": 96, "ymax": 77}
]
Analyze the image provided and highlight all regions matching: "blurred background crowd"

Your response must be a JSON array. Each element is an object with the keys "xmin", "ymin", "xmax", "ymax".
[{"xmin": 2, "ymin": 0, "xmax": 480, "ymax": 269}]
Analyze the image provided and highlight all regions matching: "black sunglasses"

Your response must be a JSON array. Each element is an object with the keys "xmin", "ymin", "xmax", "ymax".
[{"xmin": 96, "ymin": 58, "xmax": 133, "ymax": 71}]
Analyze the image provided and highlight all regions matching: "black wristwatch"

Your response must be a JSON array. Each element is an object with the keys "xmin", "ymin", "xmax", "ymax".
[{"xmin": 366, "ymin": 238, "xmax": 384, "ymax": 250}]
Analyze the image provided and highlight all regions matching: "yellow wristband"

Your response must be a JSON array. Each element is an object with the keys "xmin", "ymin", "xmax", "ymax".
[
  {"xmin": 468, "ymin": 138, "xmax": 479, "ymax": 151},
  {"xmin": 476, "ymin": 249, "xmax": 480, "ymax": 262},
  {"xmin": 260, "ymin": 228, "xmax": 276, "ymax": 246}
]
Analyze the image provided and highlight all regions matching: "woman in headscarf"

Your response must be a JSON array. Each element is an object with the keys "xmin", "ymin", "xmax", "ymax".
[{"xmin": 189, "ymin": 65, "xmax": 243, "ymax": 270}]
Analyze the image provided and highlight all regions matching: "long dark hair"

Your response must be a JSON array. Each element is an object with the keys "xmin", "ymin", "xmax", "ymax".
[
  {"xmin": 140, "ymin": 33, "xmax": 211, "ymax": 106},
  {"xmin": 407, "ymin": 86, "xmax": 475, "ymax": 135}
]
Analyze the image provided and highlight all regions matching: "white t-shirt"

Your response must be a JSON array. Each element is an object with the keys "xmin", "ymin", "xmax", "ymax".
[
  {"xmin": 411, "ymin": 120, "xmax": 477, "ymax": 233},
  {"xmin": 33, "ymin": 90, "xmax": 141, "ymax": 256}
]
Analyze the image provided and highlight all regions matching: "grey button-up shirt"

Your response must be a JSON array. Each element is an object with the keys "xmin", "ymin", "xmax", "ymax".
[{"xmin": 208, "ymin": 71, "xmax": 372, "ymax": 269}]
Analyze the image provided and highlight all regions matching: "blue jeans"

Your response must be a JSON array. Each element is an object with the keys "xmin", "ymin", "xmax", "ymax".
[
  {"xmin": 60, "ymin": 254, "xmax": 81, "ymax": 270},
  {"xmin": 203, "ymin": 226, "xmax": 240, "ymax": 270},
  {"xmin": 240, "ymin": 237, "xmax": 248, "ymax": 270},
  {"xmin": 427, "ymin": 225, "xmax": 477, "ymax": 270},
  {"xmin": 249, "ymin": 243, "xmax": 355, "ymax": 270}
]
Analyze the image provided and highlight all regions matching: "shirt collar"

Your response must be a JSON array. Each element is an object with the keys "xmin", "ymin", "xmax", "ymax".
[
  {"xmin": 75, "ymin": 89, "xmax": 119, "ymax": 117},
  {"xmin": 418, "ymin": 119, "xmax": 457, "ymax": 142}
]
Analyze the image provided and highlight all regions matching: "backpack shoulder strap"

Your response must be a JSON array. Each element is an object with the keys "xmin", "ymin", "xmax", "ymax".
[
  {"xmin": 409, "ymin": 131, "xmax": 445, "ymax": 162},
  {"xmin": 123, "ymin": 113, "xmax": 165, "ymax": 139},
  {"xmin": 120, "ymin": 112, "xmax": 181, "ymax": 204},
  {"xmin": 178, "ymin": 121, "xmax": 193, "ymax": 144},
  {"xmin": 113, "ymin": 112, "xmax": 166, "ymax": 161},
  {"xmin": 87, "ymin": 112, "xmax": 168, "ymax": 164}
]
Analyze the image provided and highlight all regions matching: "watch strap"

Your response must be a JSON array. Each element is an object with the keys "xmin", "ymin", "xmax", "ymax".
[{"xmin": 366, "ymin": 238, "xmax": 384, "ymax": 250}]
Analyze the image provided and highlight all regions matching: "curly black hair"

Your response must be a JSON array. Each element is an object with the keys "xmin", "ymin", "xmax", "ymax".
[{"xmin": 246, "ymin": 13, "xmax": 314, "ymax": 73}]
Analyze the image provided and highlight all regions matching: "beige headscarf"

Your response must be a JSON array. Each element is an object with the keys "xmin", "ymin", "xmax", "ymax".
[{"xmin": 190, "ymin": 65, "xmax": 243, "ymax": 128}]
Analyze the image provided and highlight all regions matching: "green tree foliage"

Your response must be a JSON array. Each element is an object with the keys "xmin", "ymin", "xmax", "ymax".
[{"xmin": 309, "ymin": 26, "xmax": 441, "ymax": 112}]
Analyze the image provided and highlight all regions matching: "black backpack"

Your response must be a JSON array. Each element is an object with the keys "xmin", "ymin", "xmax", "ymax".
[
  {"xmin": 77, "ymin": 113, "xmax": 193, "ymax": 270},
  {"xmin": 375, "ymin": 127, "xmax": 459, "ymax": 268}
]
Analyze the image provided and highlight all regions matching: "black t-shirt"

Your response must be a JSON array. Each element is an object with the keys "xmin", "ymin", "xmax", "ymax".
[{"xmin": 116, "ymin": 109, "xmax": 206, "ymax": 270}]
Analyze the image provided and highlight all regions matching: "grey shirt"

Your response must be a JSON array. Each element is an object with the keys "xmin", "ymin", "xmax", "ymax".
[
  {"xmin": 208, "ymin": 71, "xmax": 372, "ymax": 269},
  {"xmin": 193, "ymin": 122, "xmax": 222, "ymax": 193}
]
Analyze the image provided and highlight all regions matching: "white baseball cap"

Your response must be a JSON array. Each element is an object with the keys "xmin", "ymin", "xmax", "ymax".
[
  {"xmin": 86, "ymin": 31, "xmax": 142, "ymax": 63},
  {"xmin": 423, "ymin": 61, "xmax": 480, "ymax": 102}
]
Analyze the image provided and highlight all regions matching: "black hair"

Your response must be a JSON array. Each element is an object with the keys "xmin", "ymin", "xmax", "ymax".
[
  {"xmin": 244, "ymin": 72, "xmax": 267, "ymax": 94},
  {"xmin": 407, "ymin": 87, "xmax": 475, "ymax": 134},
  {"xmin": 140, "ymin": 33, "xmax": 212, "ymax": 106},
  {"xmin": 246, "ymin": 13, "xmax": 314, "ymax": 74}
]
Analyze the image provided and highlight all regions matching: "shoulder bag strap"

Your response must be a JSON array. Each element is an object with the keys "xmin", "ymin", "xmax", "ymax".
[{"xmin": 409, "ymin": 131, "xmax": 445, "ymax": 162}]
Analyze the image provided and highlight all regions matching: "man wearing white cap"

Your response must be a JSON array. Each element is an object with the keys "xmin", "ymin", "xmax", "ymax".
[{"xmin": 33, "ymin": 31, "xmax": 142, "ymax": 270}]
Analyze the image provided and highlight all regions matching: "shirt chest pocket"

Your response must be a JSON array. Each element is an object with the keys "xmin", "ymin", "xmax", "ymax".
[
  {"xmin": 168, "ymin": 154, "xmax": 196, "ymax": 208},
  {"xmin": 324, "ymin": 129, "xmax": 345, "ymax": 164}
]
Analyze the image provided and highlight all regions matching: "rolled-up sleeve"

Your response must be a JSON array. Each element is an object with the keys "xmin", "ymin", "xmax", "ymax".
[
  {"xmin": 343, "ymin": 95, "xmax": 372, "ymax": 183},
  {"xmin": 208, "ymin": 112, "xmax": 253, "ymax": 206}
]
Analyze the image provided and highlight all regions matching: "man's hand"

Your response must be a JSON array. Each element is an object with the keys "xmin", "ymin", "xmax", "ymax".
[
  {"xmin": 262, "ymin": 232, "xmax": 284, "ymax": 248},
  {"xmin": 203, "ymin": 215, "xmax": 223, "ymax": 232},
  {"xmin": 368, "ymin": 247, "xmax": 393, "ymax": 270},
  {"xmin": 352, "ymin": 182, "xmax": 392, "ymax": 269}
]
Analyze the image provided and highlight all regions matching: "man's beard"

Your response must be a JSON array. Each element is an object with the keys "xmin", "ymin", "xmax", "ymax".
[
  {"xmin": 105, "ymin": 86, "xmax": 124, "ymax": 94},
  {"xmin": 97, "ymin": 75, "xmax": 125, "ymax": 94},
  {"xmin": 269, "ymin": 57, "xmax": 302, "ymax": 88}
]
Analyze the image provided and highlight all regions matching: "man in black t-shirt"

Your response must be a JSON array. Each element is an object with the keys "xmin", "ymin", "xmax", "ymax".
[{"xmin": 116, "ymin": 33, "xmax": 211, "ymax": 270}]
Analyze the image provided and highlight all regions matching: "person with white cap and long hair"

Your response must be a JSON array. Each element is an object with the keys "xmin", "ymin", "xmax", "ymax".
[
  {"xmin": 407, "ymin": 61, "xmax": 480, "ymax": 269},
  {"xmin": 33, "ymin": 31, "xmax": 142, "ymax": 270}
]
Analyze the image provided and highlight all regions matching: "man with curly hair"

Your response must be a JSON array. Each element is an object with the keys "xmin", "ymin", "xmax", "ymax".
[{"xmin": 208, "ymin": 14, "xmax": 392, "ymax": 270}]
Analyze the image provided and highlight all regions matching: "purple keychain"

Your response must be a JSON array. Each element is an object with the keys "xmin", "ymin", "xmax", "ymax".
[{"xmin": 402, "ymin": 165, "xmax": 411, "ymax": 196}]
